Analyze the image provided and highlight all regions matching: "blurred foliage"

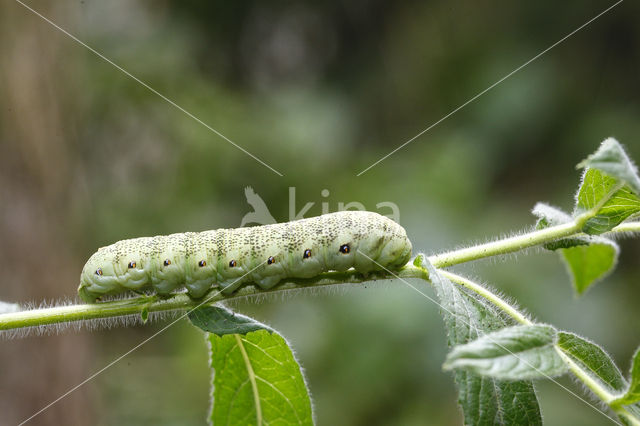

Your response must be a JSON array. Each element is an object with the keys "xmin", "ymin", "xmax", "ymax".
[{"xmin": 1, "ymin": 0, "xmax": 639, "ymax": 424}]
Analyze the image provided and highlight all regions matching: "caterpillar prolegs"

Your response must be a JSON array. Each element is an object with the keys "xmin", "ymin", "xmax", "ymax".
[{"xmin": 78, "ymin": 211, "xmax": 413, "ymax": 303}]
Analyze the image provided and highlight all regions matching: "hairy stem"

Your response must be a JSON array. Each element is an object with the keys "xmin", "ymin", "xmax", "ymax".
[
  {"xmin": 436, "ymin": 269, "xmax": 532, "ymax": 325},
  {"xmin": 0, "ymin": 269, "xmax": 425, "ymax": 331},
  {"xmin": 1, "ymin": 220, "xmax": 638, "ymax": 332},
  {"xmin": 554, "ymin": 347, "xmax": 618, "ymax": 403},
  {"xmin": 429, "ymin": 221, "xmax": 583, "ymax": 267}
]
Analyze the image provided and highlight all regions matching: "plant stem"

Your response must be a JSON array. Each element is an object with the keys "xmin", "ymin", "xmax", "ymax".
[
  {"xmin": 608, "ymin": 221, "xmax": 640, "ymax": 234},
  {"xmin": 1, "ymin": 220, "xmax": 638, "ymax": 332},
  {"xmin": 553, "ymin": 347, "xmax": 617, "ymax": 403},
  {"xmin": 0, "ymin": 269, "xmax": 425, "ymax": 331},
  {"xmin": 436, "ymin": 269, "xmax": 532, "ymax": 325},
  {"xmin": 428, "ymin": 221, "xmax": 582, "ymax": 267}
]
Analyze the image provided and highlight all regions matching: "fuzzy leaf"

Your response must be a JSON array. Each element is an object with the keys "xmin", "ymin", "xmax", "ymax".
[
  {"xmin": 417, "ymin": 255, "xmax": 542, "ymax": 425},
  {"xmin": 191, "ymin": 306, "xmax": 312, "ymax": 424},
  {"xmin": 532, "ymin": 203, "xmax": 619, "ymax": 294},
  {"xmin": 207, "ymin": 330, "xmax": 313, "ymax": 425},
  {"xmin": 560, "ymin": 239, "xmax": 619, "ymax": 294},
  {"xmin": 555, "ymin": 333, "xmax": 640, "ymax": 424},
  {"xmin": 444, "ymin": 325, "xmax": 567, "ymax": 380},
  {"xmin": 613, "ymin": 348, "xmax": 640, "ymax": 405},
  {"xmin": 556, "ymin": 332, "xmax": 627, "ymax": 395},
  {"xmin": 577, "ymin": 137, "xmax": 640, "ymax": 195},
  {"xmin": 576, "ymin": 169, "xmax": 640, "ymax": 234},
  {"xmin": 189, "ymin": 305, "xmax": 272, "ymax": 336}
]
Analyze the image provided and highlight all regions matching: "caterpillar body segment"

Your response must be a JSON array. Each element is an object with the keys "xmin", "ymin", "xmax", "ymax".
[{"xmin": 78, "ymin": 211, "xmax": 412, "ymax": 302}]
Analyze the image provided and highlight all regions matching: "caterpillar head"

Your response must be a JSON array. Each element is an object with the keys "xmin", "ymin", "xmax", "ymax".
[
  {"xmin": 375, "ymin": 222, "xmax": 413, "ymax": 268},
  {"xmin": 78, "ymin": 238, "xmax": 153, "ymax": 302},
  {"xmin": 330, "ymin": 211, "xmax": 412, "ymax": 273},
  {"xmin": 78, "ymin": 249, "xmax": 122, "ymax": 302}
]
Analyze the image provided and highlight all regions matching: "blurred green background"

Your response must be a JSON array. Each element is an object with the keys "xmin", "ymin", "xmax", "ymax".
[{"xmin": 1, "ymin": 0, "xmax": 639, "ymax": 424}]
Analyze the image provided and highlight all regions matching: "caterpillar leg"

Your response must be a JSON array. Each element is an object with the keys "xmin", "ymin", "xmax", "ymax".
[
  {"xmin": 218, "ymin": 279, "xmax": 246, "ymax": 295},
  {"xmin": 186, "ymin": 278, "xmax": 216, "ymax": 299},
  {"xmin": 255, "ymin": 276, "xmax": 281, "ymax": 290}
]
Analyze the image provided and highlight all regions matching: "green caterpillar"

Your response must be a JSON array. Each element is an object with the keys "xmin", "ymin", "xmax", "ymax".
[{"xmin": 78, "ymin": 211, "xmax": 412, "ymax": 303}]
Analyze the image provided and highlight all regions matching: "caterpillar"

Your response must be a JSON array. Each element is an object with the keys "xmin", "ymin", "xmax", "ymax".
[{"xmin": 78, "ymin": 211, "xmax": 412, "ymax": 303}]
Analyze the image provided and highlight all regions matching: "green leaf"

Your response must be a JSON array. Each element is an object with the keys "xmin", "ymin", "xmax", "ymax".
[
  {"xmin": 532, "ymin": 203, "xmax": 619, "ymax": 294},
  {"xmin": 444, "ymin": 325, "xmax": 567, "ymax": 380},
  {"xmin": 193, "ymin": 307, "xmax": 313, "ymax": 425},
  {"xmin": 560, "ymin": 238, "xmax": 619, "ymax": 294},
  {"xmin": 577, "ymin": 137, "xmax": 640, "ymax": 195},
  {"xmin": 418, "ymin": 255, "xmax": 542, "ymax": 425},
  {"xmin": 576, "ymin": 169, "xmax": 640, "ymax": 234},
  {"xmin": 613, "ymin": 347, "xmax": 640, "ymax": 405},
  {"xmin": 555, "ymin": 333, "xmax": 640, "ymax": 423},
  {"xmin": 188, "ymin": 305, "xmax": 273, "ymax": 336},
  {"xmin": 556, "ymin": 331, "xmax": 627, "ymax": 395},
  {"xmin": 207, "ymin": 330, "xmax": 313, "ymax": 425}
]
